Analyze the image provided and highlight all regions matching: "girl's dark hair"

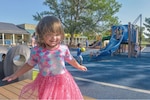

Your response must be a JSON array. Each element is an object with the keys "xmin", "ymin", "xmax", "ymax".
[{"xmin": 36, "ymin": 16, "xmax": 64, "ymax": 47}]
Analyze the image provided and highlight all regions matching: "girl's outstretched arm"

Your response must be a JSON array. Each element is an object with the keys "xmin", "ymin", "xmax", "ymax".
[
  {"xmin": 68, "ymin": 58, "xmax": 87, "ymax": 71},
  {"xmin": 2, "ymin": 63, "xmax": 33, "ymax": 82}
]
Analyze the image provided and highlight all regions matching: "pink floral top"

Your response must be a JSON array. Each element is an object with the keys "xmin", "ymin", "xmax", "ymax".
[{"xmin": 28, "ymin": 45, "xmax": 73, "ymax": 76}]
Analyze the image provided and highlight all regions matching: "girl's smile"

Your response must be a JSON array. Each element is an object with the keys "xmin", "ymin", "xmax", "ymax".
[{"xmin": 43, "ymin": 33, "xmax": 61, "ymax": 49}]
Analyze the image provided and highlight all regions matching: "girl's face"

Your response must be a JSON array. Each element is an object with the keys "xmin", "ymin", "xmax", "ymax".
[{"xmin": 43, "ymin": 33, "xmax": 61, "ymax": 49}]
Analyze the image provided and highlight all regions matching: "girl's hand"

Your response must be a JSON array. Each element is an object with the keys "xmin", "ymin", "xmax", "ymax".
[
  {"xmin": 2, "ymin": 74, "xmax": 17, "ymax": 82},
  {"xmin": 78, "ymin": 65, "xmax": 87, "ymax": 71}
]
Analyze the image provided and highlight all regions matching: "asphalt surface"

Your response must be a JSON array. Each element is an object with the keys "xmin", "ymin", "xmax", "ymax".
[{"xmin": 67, "ymin": 47, "xmax": 150, "ymax": 99}]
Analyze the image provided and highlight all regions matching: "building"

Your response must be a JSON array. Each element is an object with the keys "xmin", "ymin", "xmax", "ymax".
[
  {"xmin": 17, "ymin": 23, "xmax": 36, "ymax": 35},
  {"xmin": 0, "ymin": 22, "xmax": 36, "ymax": 46},
  {"xmin": 0, "ymin": 22, "xmax": 87, "ymax": 47},
  {"xmin": 64, "ymin": 33, "xmax": 87, "ymax": 47}
]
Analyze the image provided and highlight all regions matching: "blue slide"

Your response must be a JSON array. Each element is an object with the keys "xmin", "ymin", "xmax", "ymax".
[{"xmin": 92, "ymin": 25, "xmax": 128, "ymax": 60}]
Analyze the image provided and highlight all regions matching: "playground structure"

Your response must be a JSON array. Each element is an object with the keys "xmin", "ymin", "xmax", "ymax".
[
  {"xmin": 90, "ymin": 23, "xmax": 140, "ymax": 60},
  {"xmin": 63, "ymin": 33, "xmax": 87, "ymax": 47},
  {"xmin": 88, "ymin": 34, "xmax": 103, "ymax": 49},
  {"xmin": 89, "ymin": 14, "xmax": 143, "ymax": 60},
  {"xmin": 2, "ymin": 45, "xmax": 32, "ymax": 85}
]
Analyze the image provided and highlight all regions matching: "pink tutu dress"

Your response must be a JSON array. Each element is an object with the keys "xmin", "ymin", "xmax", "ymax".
[{"xmin": 19, "ymin": 45, "xmax": 83, "ymax": 100}]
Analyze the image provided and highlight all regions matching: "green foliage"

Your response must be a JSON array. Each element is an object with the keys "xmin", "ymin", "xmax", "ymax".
[
  {"xmin": 143, "ymin": 17, "xmax": 150, "ymax": 42},
  {"xmin": 33, "ymin": 0, "xmax": 122, "ymax": 45},
  {"xmin": 143, "ymin": 18, "xmax": 150, "ymax": 32}
]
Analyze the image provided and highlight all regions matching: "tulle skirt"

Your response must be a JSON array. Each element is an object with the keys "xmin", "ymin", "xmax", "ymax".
[{"xmin": 19, "ymin": 70, "xmax": 83, "ymax": 100}]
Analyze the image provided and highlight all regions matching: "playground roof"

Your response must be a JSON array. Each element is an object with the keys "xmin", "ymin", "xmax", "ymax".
[{"xmin": 0, "ymin": 22, "xmax": 29, "ymax": 34}]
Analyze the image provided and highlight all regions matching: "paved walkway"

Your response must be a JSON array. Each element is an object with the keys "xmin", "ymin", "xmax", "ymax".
[{"xmin": 68, "ymin": 47, "xmax": 150, "ymax": 99}]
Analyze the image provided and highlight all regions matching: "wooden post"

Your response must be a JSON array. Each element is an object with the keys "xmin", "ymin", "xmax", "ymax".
[
  {"xmin": 136, "ymin": 28, "xmax": 139, "ymax": 44},
  {"xmin": 128, "ymin": 22, "xmax": 131, "ymax": 58}
]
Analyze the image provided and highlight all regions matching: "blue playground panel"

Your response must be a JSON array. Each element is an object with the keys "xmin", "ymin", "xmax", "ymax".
[{"xmin": 112, "ymin": 25, "xmax": 137, "ymax": 43}]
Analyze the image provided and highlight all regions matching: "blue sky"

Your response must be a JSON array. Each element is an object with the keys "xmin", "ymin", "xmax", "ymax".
[
  {"xmin": 0, "ymin": 0, "xmax": 150, "ymax": 26},
  {"xmin": 0, "ymin": 0, "xmax": 48, "ymax": 25},
  {"xmin": 116, "ymin": 0, "xmax": 150, "ymax": 25}
]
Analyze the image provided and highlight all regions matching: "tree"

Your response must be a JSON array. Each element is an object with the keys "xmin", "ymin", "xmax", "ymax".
[
  {"xmin": 143, "ymin": 17, "xmax": 150, "ymax": 42},
  {"xmin": 33, "ymin": 0, "xmax": 121, "ymax": 45}
]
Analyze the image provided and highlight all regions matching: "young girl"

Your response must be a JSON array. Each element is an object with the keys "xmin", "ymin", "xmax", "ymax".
[{"xmin": 3, "ymin": 16, "xmax": 87, "ymax": 99}]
